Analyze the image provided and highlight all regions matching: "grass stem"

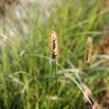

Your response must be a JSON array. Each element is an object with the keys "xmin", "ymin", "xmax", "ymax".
[{"xmin": 54, "ymin": 60, "xmax": 60, "ymax": 109}]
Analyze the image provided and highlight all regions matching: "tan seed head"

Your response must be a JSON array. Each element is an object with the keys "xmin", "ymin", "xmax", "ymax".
[
  {"xmin": 84, "ymin": 37, "xmax": 93, "ymax": 65},
  {"xmin": 50, "ymin": 31, "xmax": 59, "ymax": 59}
]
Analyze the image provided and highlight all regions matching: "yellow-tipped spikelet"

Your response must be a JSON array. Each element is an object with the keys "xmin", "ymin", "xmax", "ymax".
[
  {"xmin": 84, "ymin": 37, "xmax": 93, "ymax": 66},
  {"xmin": 50, "ymin": 31, "xmax": 59, "ymax": 59}
]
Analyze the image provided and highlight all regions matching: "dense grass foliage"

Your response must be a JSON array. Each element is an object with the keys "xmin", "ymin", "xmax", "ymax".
[{"xmin": 0, "ymin": 0, "xmax": 109, "ymax": 109}]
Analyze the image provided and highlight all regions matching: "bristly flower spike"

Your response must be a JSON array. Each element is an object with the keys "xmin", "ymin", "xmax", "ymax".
[
  {"xmin": 50, "ymin": 31, "xmax": 59, "ymax": 59},
  {"xmin": 84, "ymin": 37, "xmax": 93, "ymax": 66}
]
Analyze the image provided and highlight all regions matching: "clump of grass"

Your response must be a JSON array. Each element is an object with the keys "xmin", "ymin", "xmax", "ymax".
[{"xmin": 0, "ymin": 0, "xmax": 109, "ymax": 109}]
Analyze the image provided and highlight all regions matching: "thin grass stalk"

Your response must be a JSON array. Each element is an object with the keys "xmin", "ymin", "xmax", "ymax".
[
  {"xmin": 47, "ymin": 59, "xmax": 52, "ymax": 109},
  {"xmin": 2, "ymin": 1, "xmax": 9, "ymax": 108},
  {"xmin": 24, "ymin": 77, "xmax": 31, "ymax": 109},
  {"xmin": 2, "ymin": 46, "xmax": 9, "ymax": 109},
  {"xmin": 54, "ymin": 60, "xmax": 60, "ymax": 109},
  {"xmin": 83, "ymin": 36, "xmax": 99, "ymax": 108},
  {"xmin": 49, "ymin": 31, "xmax": 60, "ymax": 109}
]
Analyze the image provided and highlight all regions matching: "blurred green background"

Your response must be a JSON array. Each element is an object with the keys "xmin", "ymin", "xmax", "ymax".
[{"xmin": 0, "ymin": 0, "xmax": 109, "ymax": 109}]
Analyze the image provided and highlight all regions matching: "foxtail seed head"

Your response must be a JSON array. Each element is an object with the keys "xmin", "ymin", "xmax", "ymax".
[
  {"xmin": 50, "ymin": 31, "xmax": 59, "ymax": 59},
  {"xmin": 84, "ymin": 37, "xmax": 93, "ymax": 66}
]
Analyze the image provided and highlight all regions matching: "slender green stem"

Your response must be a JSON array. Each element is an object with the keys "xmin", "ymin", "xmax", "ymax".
[
  {"xmin": 54, "ymin": 60, "xmax": 60, "ymax": 109},
  {"xmin": 47, "ymin": 58, "xmax": 52, "ymax": 109}
]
